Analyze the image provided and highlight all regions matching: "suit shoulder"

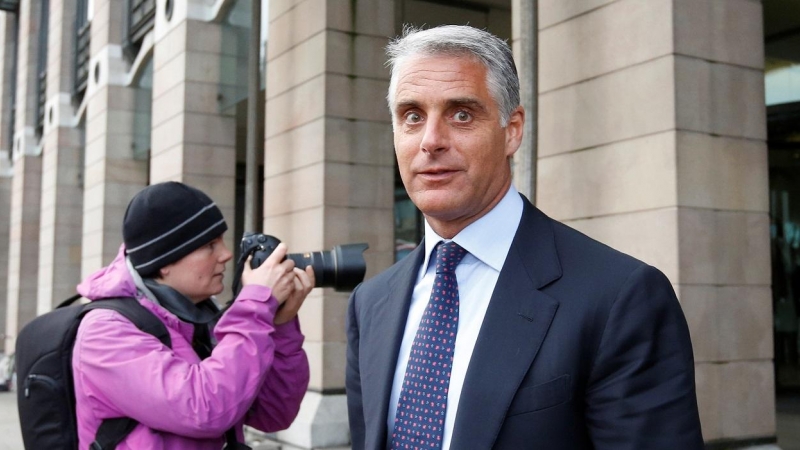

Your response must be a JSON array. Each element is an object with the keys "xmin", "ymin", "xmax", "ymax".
[
  {"xmin": 549, "ymin": 218, "xmax": 649, "ymax": 276},
  {"xmin": 539, "ymin": 216, "xmax": 681, "ymax": 336},
  {"xmin": 540, "ymin": 217, "xmax": 676, "ymax": 302}
]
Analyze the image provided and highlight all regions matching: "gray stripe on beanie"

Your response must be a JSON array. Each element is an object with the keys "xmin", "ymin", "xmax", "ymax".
[
  {"xmin": 127, "ymin": 203, "xmax": 219, "ymax": 254},
  {"xmin": 133, "ymin": 218, "xmax": 227, "ymax": 270}
]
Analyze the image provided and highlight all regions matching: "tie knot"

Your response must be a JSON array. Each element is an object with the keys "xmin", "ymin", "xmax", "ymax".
[{"xmin": 434, "ymin": 241, "xmax": 467, "ymax": 274}]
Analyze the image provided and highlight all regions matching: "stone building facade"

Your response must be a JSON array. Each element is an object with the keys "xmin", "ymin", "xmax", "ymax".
[{"xmin": 1, "ymin": 0, "xmax": 798, "ymax": 448}]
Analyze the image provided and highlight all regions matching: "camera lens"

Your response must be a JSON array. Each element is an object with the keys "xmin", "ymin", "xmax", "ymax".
[
  {"xmin": 238, "ymin": 233, "xmax": 368, "ymax": 293},
  {"xmin": 286, "ymin": 243, "xmax": 369, "ymax": 291}
]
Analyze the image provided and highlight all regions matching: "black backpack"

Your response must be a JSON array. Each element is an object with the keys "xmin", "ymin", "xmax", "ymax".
[{"xmin": 15, "ymin": 294, "xmax": 171, "ymax": 450}]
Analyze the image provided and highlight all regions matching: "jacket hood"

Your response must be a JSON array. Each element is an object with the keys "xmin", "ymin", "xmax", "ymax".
[{"xmin": 77, "ymin": 244, "xmax": 138, "ymax": 300}]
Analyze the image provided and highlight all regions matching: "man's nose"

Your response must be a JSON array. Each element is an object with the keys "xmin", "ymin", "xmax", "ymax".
[{"xmin": 420, "ymin": 118, "xmax": 448, "ymax": 154}]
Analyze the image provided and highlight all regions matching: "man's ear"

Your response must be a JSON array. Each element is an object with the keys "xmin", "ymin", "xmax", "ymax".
[{"xmin": 504, "ymin": 106, "xmax": 525, "ymax": 158}]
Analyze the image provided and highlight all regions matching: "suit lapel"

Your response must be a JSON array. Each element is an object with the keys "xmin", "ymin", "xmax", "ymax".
[
  {"xmin": 450, "ymin": 199, "xmax": 562, "ymax": 450},
  {"xmin": 360, "ymin": 243, "xmax": 425, "ymax": 448}
]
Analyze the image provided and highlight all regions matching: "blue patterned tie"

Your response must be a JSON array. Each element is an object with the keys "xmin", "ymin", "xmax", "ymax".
[{"xmin": 392, "ymin": 241, "xmax": 468, "ymax": 449}]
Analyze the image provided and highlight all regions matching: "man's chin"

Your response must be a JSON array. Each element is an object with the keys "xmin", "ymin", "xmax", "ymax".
[{"xmin": 411, "ymin": 192, "xmax": 462, "ymax": 214}]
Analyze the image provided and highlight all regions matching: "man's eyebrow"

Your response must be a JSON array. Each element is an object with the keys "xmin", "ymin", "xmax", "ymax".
[
  {"xmin": 393, "ymin": 97, "xmax": 489, "ymax": 114},
  {"xmin": 394, "ymin": 100, "xmax": 420, "ymax": 112},
  {"xmin": 446, "ymin": 98, "xmax": 488, "ymax": 113}
]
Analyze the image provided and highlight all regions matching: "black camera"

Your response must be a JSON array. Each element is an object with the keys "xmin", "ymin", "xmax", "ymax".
[{"xmin": 237, "ymin": 232, "xmax": 369, "ymax": 292}]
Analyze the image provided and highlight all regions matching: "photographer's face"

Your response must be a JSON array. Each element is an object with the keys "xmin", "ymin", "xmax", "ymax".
[{"xmin": 157, "ymin": 236, "xmax": 233, "ymax": 303}]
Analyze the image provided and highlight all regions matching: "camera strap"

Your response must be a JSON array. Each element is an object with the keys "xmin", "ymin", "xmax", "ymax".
[{"xmin": 230, "ymin": 249, "xmax": 252, "ymax": 300}]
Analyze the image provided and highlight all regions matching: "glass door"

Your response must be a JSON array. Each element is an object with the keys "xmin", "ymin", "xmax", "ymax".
[{"xmin": 765, "ymin": 0, "xmax": 800, "ymax": 395}]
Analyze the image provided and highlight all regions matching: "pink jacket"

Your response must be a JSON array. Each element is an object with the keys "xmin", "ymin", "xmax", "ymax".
[{"xmin": 72, "ymin": 246, "xmax": 310, "ymax": 449}]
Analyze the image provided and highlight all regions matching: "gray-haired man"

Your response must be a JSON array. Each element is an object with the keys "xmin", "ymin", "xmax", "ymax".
[{"xmin": 346, "ymin": 25, "xmax": 703, "ymax": 450}]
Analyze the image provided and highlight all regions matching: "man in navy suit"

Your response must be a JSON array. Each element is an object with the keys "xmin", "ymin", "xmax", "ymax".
[{"xmin": 346, "ymin": 25, "xmax": 704, "ymax": 450}]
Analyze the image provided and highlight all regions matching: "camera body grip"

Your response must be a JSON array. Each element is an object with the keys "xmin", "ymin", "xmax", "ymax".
[{"xmin": 240, "ymin": 232, "xmax": 282, "ymax": 269}]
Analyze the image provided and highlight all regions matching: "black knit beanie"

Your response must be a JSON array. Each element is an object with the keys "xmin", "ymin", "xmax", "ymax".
[{"xmin": 123, "ymin": 181, "xmax": 228, "ymax": 277}]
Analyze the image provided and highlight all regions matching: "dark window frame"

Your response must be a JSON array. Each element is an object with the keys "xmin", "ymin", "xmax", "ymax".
[
  {"xmin": 34, "ymin": 0, "xmax": 49, "ymax": 137},
  {"xmin": 123, "ymin": 0, "xmax": 155, "ymax": 61},
  {"xmin": 72, "ymin": 0, "xmax": 90, "ymax": 105}
]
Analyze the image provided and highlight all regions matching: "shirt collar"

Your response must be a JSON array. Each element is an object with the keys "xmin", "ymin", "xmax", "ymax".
[{"xmin": 422, "ymin": 185, "xmax": 523, "ymax": 273}]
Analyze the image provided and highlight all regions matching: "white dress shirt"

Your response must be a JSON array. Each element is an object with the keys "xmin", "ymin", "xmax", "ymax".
[{"xmin": 387, "ymin": 185, "xmax": 524, "ymax": 450}]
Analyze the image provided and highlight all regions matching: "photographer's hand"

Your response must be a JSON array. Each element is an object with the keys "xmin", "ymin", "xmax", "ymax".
[
  {"xmin": 241, "ymin": 243, "xmax": 297, "ymax": 304},
  {"xmin": 275, "ymin": 265, "xmax": 315, "ymax": 325}
]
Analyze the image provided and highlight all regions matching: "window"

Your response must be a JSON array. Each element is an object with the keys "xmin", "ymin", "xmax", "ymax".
[
  {"xmin": 73, "ymin": 0, "xmax": 90, "ymax": 104},
  {"xmin": 34, "ymin": 0, "xmax": 49, "ymax": 137},
  {"xmin": 123, "ymin": 0, "xmax": 155, "ymax": 60}
]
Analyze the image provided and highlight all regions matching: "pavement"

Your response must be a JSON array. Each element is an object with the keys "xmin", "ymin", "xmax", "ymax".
[
  {"xmin": 0, "ymin": 389, "xmax": 797, "ymax": 450},
  {"xmin": 0, "ymin": 392, "xmax": 22, "ymax": 450}
]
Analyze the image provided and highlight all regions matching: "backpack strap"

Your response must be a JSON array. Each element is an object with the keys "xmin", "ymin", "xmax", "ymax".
[
  {"xmin": 90, "ymin": 418, "xmax": 139, "ymax": 450},
  {"xmin": 56, "ymin": 293, "xmax": 83, "ymax": 308},
  {"xmin": 80, "ymin": 297, "xmax": 172, "ymax": 449},
  {"xmin": 82, "ymin": 297, "xmax": 172, "ymax": 348}
]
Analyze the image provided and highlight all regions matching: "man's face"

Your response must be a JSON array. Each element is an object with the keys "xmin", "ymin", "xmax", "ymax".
[
  {"xmin": 392, "ymin": 54, "xmax": 524, "ymax": 238},
  {"xmin": 158, "ymin": 236, "xmax": 233, "ymax": 303}
]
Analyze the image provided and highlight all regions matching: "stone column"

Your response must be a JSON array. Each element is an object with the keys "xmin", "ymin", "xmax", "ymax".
[
  {"xmin": 263, "ymin": 1, "xmax": 395, "ymax": 448},
  {"xmin": 81, "ymin": 0, "xmax": 147, "ymax": 275},
  {"xmin": 37, "ymin": 0, "xmax": 84, "ymax": 311},
  {"xmin": 533, "ymin": 0, "xmax": 772, "ymax": 445},
  {"xmin": 6, "ymin": 0, "xmax": 45, "ymax": 353},
  {"xmin": 0, "ymin": 159, "xmax": 9, "ymax": 347},
  {"xmin": 6, "ymin": 153, "xmax": 41, "ymax": 354},
  {"xmin": 149, "ymin": 0, "xmax": 238, "ymax": 256},
  {"xmin": 0, "ymin": 12, "xmax": 17, "ymax": 344}
]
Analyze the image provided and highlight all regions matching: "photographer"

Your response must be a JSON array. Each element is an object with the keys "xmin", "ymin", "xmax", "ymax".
[{"xmin": 72, "ymin": 181, "xmax": 314, "ymax": 449}]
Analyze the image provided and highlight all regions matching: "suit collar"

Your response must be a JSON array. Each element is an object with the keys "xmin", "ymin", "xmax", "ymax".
[
  {"xmin": 449, "ymin": 197, "xmax": 562, "ymax": 449},
  {"xmin": 361, "ymin": 244, "xmax": 425, "ymax": 448},
  {"xmin": 514, "ymin": 195, "xmax": 562, "ymax": 289}
]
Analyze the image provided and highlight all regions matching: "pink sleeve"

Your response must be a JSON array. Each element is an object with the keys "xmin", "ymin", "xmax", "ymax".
[
  {"xmin": 245, "ymin": 317, "xmax": 310, "ymax": 432},
  {"xmin": 74, "ymin": 285, "xmax": 282, "ymax": 439}
]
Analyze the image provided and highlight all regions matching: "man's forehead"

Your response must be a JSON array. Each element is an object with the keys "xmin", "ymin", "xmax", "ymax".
[
  {"xmin": 395, "ymin": 54, "xmax": 484, "ymax": 79},
  {"xmin": 393, "ymin": 57, "xmax": 488, "ymax": 102}
]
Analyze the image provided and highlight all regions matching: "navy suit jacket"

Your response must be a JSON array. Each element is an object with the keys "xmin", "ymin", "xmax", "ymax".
[{"xmin": 346, "ymin": 196, "xmax": 704, "ymax": 449}]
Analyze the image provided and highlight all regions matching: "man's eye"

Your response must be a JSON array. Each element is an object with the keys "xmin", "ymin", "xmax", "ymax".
[
  {"xmin": 405, "ymin": 112, "xmax": 422, "ymax": 124},
  {"xmin": 454, "ymin": 111, "xmax": 471, "ymax": 122}
]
